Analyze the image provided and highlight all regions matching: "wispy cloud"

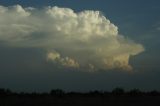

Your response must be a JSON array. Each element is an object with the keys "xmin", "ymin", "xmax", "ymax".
[{"xmin": 0, "ymin": 5, "xmax": 144, "ymax": 71}]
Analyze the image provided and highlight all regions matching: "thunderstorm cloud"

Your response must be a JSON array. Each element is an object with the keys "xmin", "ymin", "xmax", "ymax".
[{"xmin": 0, "ymin": 5, "xmax": 144, "ymax": 71}]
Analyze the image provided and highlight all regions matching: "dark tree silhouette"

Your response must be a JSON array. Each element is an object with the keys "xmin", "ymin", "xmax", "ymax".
[
  {"xmin": 112, "ymin": 88, "xmax": 125, "ymax": 95},
  {"xmin": 0, "ymin": 88, "xmax": 160, "ymax": 106},
  {"xmin": 0, "ymin": 88, "xmax": 12, "ymax": 97},
  {"xmin": 149, "ymin": 90, "xmax": 160, "ymax": 96},
  {"xmin": 50, "ymin": 89, "xmax": 65, "ymax": 96},
  {"xmin": 128, "ymin": 89, "xmax": 142, "ymax": 96}
]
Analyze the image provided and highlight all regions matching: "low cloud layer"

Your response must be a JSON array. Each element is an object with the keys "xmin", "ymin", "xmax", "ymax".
[
  {"xmin": 0, "ymin": 5, "xmax": 144, "ymax": 71},
  {"xmin": 47, "ymin": 51, "xmax": 79, "ymax": 68}
]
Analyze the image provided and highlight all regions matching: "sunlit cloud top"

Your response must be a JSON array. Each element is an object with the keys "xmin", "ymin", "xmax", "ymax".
[{"xmin": 0, "ymin": 5, "xmax": 144, "ymax": 71}]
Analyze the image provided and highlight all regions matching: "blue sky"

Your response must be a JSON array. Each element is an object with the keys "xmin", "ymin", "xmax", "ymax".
[{"xmin": 0, "ymin": 0, "xmax": 160, "ymax": 92}]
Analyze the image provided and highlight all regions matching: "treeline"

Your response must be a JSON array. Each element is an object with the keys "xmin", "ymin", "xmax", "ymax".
[
  {"xmin": 1, "ymin": 88, "xmax": 160, "ymax": 106},
  {"xmin": 0, "ymin": 88, "xmax": 160, "ymax": 97}
]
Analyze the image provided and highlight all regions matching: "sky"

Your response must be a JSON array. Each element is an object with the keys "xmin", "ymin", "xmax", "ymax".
[{"xmin": 0, "ymin": 0, "xmax": 160, "ymax": 92}]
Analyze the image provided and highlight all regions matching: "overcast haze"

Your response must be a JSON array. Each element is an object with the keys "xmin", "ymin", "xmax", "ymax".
[{"xmin": 0, "ymin": 0, "xmax": 160, "ymax": 92}]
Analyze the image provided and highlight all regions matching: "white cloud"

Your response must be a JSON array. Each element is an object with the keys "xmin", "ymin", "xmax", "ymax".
[
  {"xmin": 0, "ymin": 5, "xmax": 145, "ymax": 71},
  {"xmin": 47, "ymin": 51, "xmax": 79, "ymax": 68},
  {"xmin": 47, "ymin": 51, "xmax": 60, "ymax": 61}
]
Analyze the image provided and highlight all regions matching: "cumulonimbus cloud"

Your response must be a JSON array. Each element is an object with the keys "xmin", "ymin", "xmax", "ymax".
[{"xmin": 0, "ymin": 5, "xmax": 144, "ymax": 71}]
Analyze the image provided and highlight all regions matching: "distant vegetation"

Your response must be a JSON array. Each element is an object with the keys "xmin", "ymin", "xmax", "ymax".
[{"xmin": 0, "ymin": 88, "xmax": 160, "ymax": 106}]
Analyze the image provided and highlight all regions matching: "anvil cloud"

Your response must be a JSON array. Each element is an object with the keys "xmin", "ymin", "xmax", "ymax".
[{"xmin": 0, "ymin": 5, "xmax": 144, "ymax": 71}]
